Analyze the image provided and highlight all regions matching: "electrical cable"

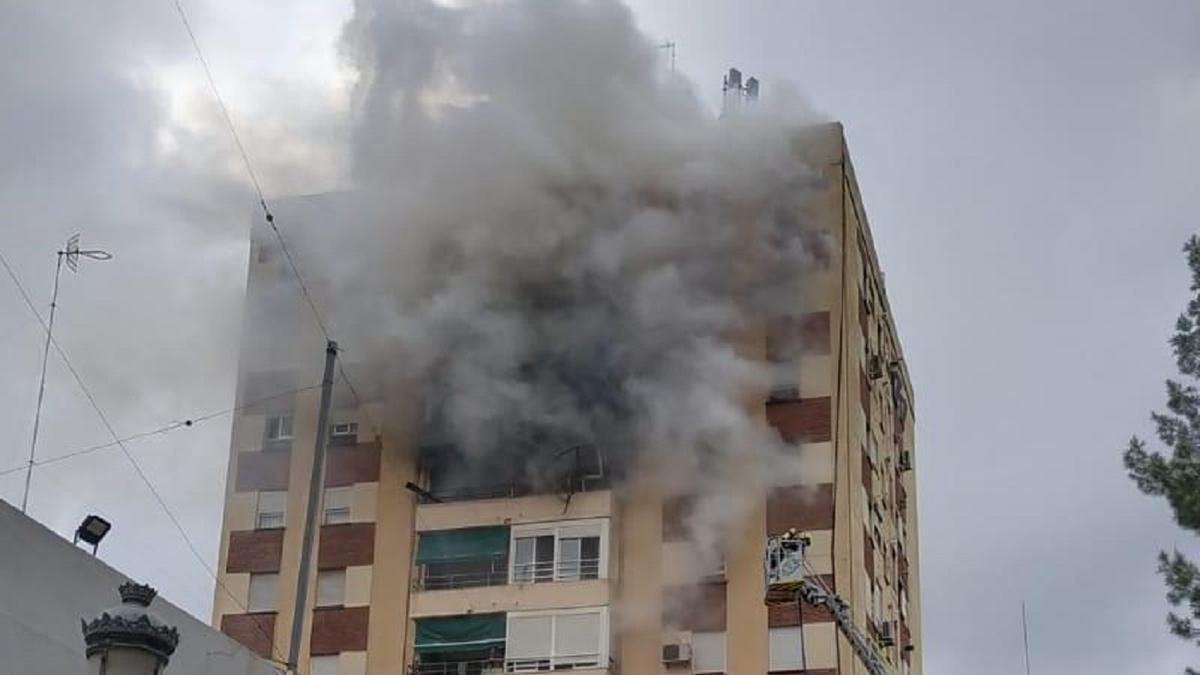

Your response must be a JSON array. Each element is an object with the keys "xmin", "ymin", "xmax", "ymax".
[
  {"xmin": 0, "ymin": 384, "xmax": 321, "ymax": 479},
  {"xmin": 1, "ymin": 249, "xmax": 290, "ymax": 667},
  {"xmin": 169, "ymin": 0, "xmax": 379, "ymax": 440}
]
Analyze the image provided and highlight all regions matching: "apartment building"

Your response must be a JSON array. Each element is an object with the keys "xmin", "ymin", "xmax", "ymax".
[{"xmin": 212, "ymin": 122, "xmax": 921, "ymax": 675}]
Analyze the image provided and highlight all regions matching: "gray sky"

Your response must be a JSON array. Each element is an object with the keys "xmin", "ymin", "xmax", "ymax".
[{"xmin": 1, "ymin": 1, "xmax": 1198, "ymax": 673}]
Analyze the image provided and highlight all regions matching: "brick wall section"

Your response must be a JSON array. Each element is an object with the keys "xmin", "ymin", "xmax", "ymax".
[
  {"xmin": 318, "ymin": 522, "xmax": 375, "ymax": 569},
  {"xmin": 325, "ymin": 441, "xmax": 381, "ymax": 487},
  {"xmin": 899, "ymin": 555, "xmax": 909, "ymax": 586},
  {"xmin": 310, "ymin": 606, "xmax": 370, "ymax": 655},
  {"xmin": 767, "ymin": 574, "xmax": 836, "ymax": 626},
  {"xmin": 662, "ymin": 495, "xmax": 694, "ymax": 541},
  {"xmin": 226, "ymin": 529, "xmax": 284, "ymax": 573},
  {"xmin": 664, "ymin": 582, "xmax": 726, "ymax": 632},
  {"xmin": 864, "ymin": 528, "xmax": 875, "ymax": 581},
  {"xmin": 901, "ymin": 622, "xmax": 912, "ymax": 651},
  {"xmin": 766, "ymin": 397, "xmax": 831, "ymax": 444},
  {"xmin": 766, "ymin": 484, "xmax": 835, "ymax": 534},
  {"xmin": 220, "ymin": 612, "xmax": 276, "ymax": 659},
  {"xmin": 235, "ymin": 450, "xmax": 291, "ymax": 492},
  {"xmin": 860, "ymin": 297, "xmax": 869, "ymax": 337}
]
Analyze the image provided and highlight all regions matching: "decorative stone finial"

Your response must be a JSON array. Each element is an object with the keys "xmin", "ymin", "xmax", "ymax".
[
  {"xmin": 118, "ymin": 582, "xmax": 157, "ymax": 607},
  {"xmin": 82, "ymin": 581, "xmax": 179, "ymax": 661}
]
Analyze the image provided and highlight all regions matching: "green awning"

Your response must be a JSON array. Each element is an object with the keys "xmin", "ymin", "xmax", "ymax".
[
  {"xmin": 414, "ymin": 614, "xmax": 506, "ymax": 653},
  {"xmin": 415, "ymin": 526, "xmax": 510, "ymax": 565}
]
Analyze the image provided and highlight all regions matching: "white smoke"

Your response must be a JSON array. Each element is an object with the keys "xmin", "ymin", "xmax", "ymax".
[{"xmin": 270, "ymin": 0, "xmax": 832, "ymax": 561}]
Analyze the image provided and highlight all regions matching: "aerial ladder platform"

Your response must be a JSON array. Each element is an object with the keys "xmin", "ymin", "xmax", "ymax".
[{"xmin": 764, "ymin": 531, "xmax": 896, "ymax": 675}]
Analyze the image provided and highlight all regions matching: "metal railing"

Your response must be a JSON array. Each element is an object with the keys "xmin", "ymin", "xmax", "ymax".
[
  {"xmin": 510, "ymin": 558, "xmax": 601, "ymax": 584},
  {"xmin": 413, "ymin": 659, "xmax": 506, "ymax": 675},
  {"xmin": 421, "ymin": 476, "xmax": 609, "ymax": 504},
  {"xmin": 418, "ymin": 561, "xmax": 510, "ymax": 591},
  {"xmin": 505, "ymin": 654, "xmax": 602, "ymax": 672}
]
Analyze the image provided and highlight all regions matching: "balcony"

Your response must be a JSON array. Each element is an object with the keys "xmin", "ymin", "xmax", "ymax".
[
  {"xmin": 511, "ymin": 558, "xmax": 600, "ymax": 584},
  {"xmin": 505, "ymin": 654, "xmax": 603, "ymax": 672},
  {"xmin": 418, "ymin": 558, "xmax": 510, "ymax": 591},
  {"xmin": 413, "ymin": 658, "xmax": 506, "ymax": 675},
  {"xmin": 410, "ymin": 654, "xmax": 604, "ymax": 675}
]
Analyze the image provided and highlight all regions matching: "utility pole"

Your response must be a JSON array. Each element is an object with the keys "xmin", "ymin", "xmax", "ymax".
[{"xmin": 287, "ymin": 340, "xmax": 338, "ymax": 673}]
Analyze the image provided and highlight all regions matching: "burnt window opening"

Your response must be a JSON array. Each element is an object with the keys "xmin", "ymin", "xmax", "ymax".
[{"xmin": 415, "ymin": 443, "xmax": 609, "ymax": 504}]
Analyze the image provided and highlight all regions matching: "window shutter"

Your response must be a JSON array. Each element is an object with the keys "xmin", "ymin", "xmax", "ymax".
[
  {"xmin": 691, "ymin": 631, "xmax": 726, "ymax": 674},
  {"xmin": 316, "ymin": 570, "xmax": 346, "ymax": 607},
  {"xmin": 768, "ymin": 627, "xmax": 803, "ymax": 671},
  {"xmin": 554, "ymin": 612, "xmax": 600, "ymax": 662},
  {"xmin": 507, "ymin": 615, "xmax": 552, "ymax": 659}
]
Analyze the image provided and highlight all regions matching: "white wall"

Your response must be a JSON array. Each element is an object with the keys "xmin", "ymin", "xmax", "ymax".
[{"xmin": 0, "ymin": 500, "xmax": 278, "ymax": 675}]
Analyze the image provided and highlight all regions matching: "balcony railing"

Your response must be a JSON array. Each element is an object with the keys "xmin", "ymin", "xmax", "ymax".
[
  {"xmin": 505, "ymin": 654, "xmax": 602, "ymax": 672},
  {"xmin": 420, "ymin": 475, "xmax": 609, "ymax": 505},
  {"xmin": 510, "ymin": 558, "xmax": 601, "ymax": 584},
  {"xmin": 413, "ymin": 659, "xmax": 506, "ymax": 675},
  {"xmin": 418, "ymin": 561, "xmax": 510, "ymax": 591}
]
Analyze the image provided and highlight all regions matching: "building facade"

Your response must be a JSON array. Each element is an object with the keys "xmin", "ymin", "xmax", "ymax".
[
  {"xmin": 0, "ymin": 500, "xmax": 275, "ymax": 675},
  {"xmin": 212, "ymin": 122, "xmax": 921, "ymax": 675}
]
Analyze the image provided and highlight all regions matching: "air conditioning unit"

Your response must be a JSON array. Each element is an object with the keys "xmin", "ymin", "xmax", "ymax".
[
  {"xmin": 867, "ymin": 354, "xmax": 884, "ymax": 380},
  {"xmin": 879, "ymin": 622, "xmax": 897, "ymax": 647},
  {"xmin": 661, "ymin": 642, "xmax": 692, "ymax": 664},
  {"xmin": 898, "ymin": 451, "xmax": 913, "ymax": 472}
]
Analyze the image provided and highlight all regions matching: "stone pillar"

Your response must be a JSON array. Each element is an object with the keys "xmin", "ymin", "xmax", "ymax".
[{"xmin": 81, "ymin": 582, "xmax": 180, "ymax": 675}]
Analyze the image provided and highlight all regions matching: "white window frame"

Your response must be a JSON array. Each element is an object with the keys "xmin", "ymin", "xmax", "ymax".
[
  {"xmin": 331, "ymin": 421, "xmax": 359, "ymax": 438},
  {"xmin": 505, "ymin": 607, "xmax": 608, "ymax": 672},
  {"xmin": 265, "ymin": 413, "xmax": 294, "ymax": 441},
  {"xmin": 323, "ymin": 486, "xmax": 353, "ymax": 525},
  {"xmin": 509, "ymin": 519, "xmax": 609, "ymax": 584},
  {"xmin": 255, "ymin": 490, "xmax": 287, "ymax": 530},
  {"xmin": 316, "ymin": 569, "xmax": 347, "ymax": 608},
  {"xmin": 247, "ymin": 572, "xmax": 278, "ymax": 613}
]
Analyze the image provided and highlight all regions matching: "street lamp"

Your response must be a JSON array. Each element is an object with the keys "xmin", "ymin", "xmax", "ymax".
[{"xmin": 81, "ymin": 582, "xmax": 179, "ymax": 675}]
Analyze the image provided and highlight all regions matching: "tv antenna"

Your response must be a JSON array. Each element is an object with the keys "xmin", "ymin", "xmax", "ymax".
[
  {"xmin": 658, "ymin": 41, "xmax": 677, "ymax": 72},
  {"xmin": 21, "ymin": 234, "xmax": 112, "ymax": 513}
]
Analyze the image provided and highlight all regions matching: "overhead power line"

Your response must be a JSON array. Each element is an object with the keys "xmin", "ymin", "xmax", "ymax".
[
  {"xmin": 170, "ymin": 0, "xmax": 379, "ymax": 437},
  {"xmin": 0, "ymin": 248, "xmax": 289, "ymax": 667},
  {"xmin": 0, "ymin": 384, "xmax": 321, "ymax": 479}
]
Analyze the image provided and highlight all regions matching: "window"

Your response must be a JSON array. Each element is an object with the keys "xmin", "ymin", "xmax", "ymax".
[
  {"xmin": 691, "ymin": 631, "xmax": 726, "ymax": 674},
  {"xmin": 310, "ymin": 655, "xmax": 339, "ymax": 675},
  {"xmin": 768, "ymin": 627, "xmax": 803, "ymax": 672},
  {"xmin": 330, "ymin": 422, "xmax": 359, "ymax": 444},
  {"xmin": 265, "ymin": 413, "xmax": 294, "ymax": 442},
  {"xmin": 247, "ymin": 573, "xmax": 278, "ymax": 613},
  {"xmin": 871, "ymin": 582, "xmax": 883, "ymax": 625},
  {"xmin": 323, "ymin": 486, "xmax": 352, "ymax": 525},
  {"xmin": 512, "ymin": 534, "xmax": 555, "ymax": 583},
  {"xmin": 331, "ymin": 422, "xmax": 358, "ymax": 437},
  {"xmin": 510, "ymin": 520, "xmax": 606, "ymax": 584},
  {"xmin": 256, "ymin": 491, "xmax": 287, "ymax": 529},
  {"xmin": 506, "ymin": 608, "xmax": 607, "ymax": 672},
  {"xmin": 900, "ymin": 588, "xmax": 909, "ymax": 620},
  {"xmin": 316, "ymin": 569, "xmax": 346, "ymax": 608}
]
